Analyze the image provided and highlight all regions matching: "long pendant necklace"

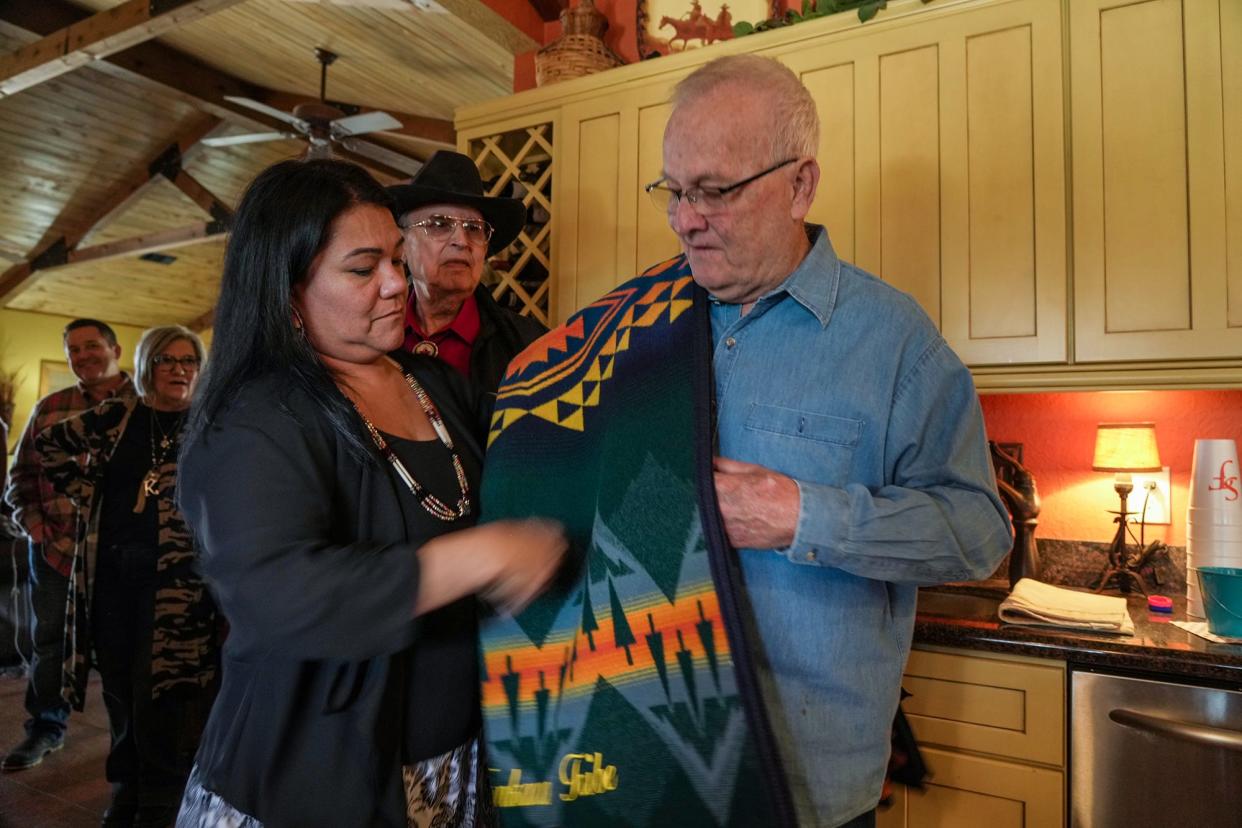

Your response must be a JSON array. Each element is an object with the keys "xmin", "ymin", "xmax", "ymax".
[
  {"xmin": 352, "ymin": 371, "xmax": 471, "ymax": 522},
  {"xmin": 133, "ymin": 405, "xmax": 184, "ymax": 513}
]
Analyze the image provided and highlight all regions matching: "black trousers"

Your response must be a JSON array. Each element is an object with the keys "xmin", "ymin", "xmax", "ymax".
[{"xmin": 92, "ymin": 543, "xmax": 212, "ymax": 810}]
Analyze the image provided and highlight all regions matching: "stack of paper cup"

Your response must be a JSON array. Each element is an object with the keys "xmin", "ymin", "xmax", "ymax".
[{"xmin": 1187, "ymin": 439, "xmax": 1242, "ymax": 617}]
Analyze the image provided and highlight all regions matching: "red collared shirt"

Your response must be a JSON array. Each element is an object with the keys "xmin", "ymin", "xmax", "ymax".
[{"xmin": 402, "ymin": 292, "xmax": 481, "ymax": 378}]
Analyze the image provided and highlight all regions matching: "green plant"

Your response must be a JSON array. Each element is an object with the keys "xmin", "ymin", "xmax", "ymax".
[
  {"xmin": 0, "ymin": 364, "xmax": 20, "ymax": 430},
  {"xmin": 733, "ymin": 0, "xmax": 932, "ymax": 37}
]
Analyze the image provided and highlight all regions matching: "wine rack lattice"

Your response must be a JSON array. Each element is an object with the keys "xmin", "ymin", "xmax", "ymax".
[{"xmin": 469, "ymin": 123, "xmax": 554, "ymax": 326}]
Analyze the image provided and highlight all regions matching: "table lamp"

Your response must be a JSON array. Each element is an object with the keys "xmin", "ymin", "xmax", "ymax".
[{"xmin": 1092, "ymin": 422, "xmax": 1162, "ymax": 594}]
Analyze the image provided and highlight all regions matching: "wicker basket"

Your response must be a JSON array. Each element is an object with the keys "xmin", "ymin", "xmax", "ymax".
[{"xmin": 535, "ymin": 0, "xmax": 623, "ymax": 86}]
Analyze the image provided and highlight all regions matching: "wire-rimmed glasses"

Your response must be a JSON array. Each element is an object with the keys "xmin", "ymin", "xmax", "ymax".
[
  {"xmin": 400, "ymin": 214, "xmax": 494, "ymax": 246},
  {"xmin": 644, "ymin": 158, "xmax": 798, "ymax": 215}
]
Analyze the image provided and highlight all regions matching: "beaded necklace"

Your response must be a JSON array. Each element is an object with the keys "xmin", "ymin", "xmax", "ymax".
[{"xmin": 352, "ymin": 370, "xmax": 471, "ymax": 522}]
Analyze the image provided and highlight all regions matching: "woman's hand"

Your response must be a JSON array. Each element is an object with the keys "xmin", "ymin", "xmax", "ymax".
[{"xmin": 414, "ymin": 519, "xmax": 568, "ymax": 616}]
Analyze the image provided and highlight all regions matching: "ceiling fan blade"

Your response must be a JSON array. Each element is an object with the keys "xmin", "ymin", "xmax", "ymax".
[
  {"xmin": 202, "ymin": 131, "xmax": 301, "ymax": 147},
  {"xmin": 223, "ymin": 96, "xmax": 310, "ymax": 131},
  {"xmin": 331, "ymin": 111, "xmax": 403, "ymax": 139},
  {"xmin": 338, "ymin": 138, "xmax": 423, "ymax": 176}
]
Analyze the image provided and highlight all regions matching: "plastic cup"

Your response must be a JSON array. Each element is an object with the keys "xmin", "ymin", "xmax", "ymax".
[
  {"xmin": 1187, "ymin": 506, "xmax": 1242, "ymax": 526},
  {"xmin": 1188, "ymin": 522, "xmax": 1242, "ymax": 543},
  {"xmin": 1189, "ymin": 439, "xmax": 1242, "ymax": 512},
  {"xmin": 1187, "ymin": 577, "xmax": 1204, "ymax": 619},
  {"xmin": 1187, "ymin": 546, "xmax": 1242, "ymax": 571}
]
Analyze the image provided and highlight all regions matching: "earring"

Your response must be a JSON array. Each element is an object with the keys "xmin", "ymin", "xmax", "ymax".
[{"xmin": 291, "ymin": 306, "xmax": 305, "ymax": 333}]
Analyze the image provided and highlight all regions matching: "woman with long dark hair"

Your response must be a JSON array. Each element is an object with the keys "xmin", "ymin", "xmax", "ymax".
[
  {"xmin": 175, "ymin": 159, "xmax": 565, "ymax": 828},
  {"xmin": 37, "ymin": 325, "xmax": 217, "ymax": 828}
]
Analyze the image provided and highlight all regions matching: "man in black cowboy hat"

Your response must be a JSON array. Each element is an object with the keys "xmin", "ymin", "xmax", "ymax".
[{"xmin": 388, "ymin": 150, "xmax": 546, "ymax": 393}]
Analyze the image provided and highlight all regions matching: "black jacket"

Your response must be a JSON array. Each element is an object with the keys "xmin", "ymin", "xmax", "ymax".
[
  {"xmin": 469, "ymin": 284, "xmax": 547, "ymax": 393},
  {"xmin": 178, "ymin": 353, "xmax": 484, "ymax": 828}
]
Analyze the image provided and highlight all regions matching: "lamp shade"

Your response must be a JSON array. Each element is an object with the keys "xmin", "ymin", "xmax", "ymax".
[{"xmin": 1092, "ymin": 422, "xmax": 1162, "ymax": 472}]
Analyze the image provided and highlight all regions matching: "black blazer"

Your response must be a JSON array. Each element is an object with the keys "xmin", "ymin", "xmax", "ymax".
[
  {"xmin": 178, "ymin": 353, "xmax": 484, "ymax": 828},
  {"xmin": 471, "ymin": 283, "xmax": 547, "ymax": 394}
]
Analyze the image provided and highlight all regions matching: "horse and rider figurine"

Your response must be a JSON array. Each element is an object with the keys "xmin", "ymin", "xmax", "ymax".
[{"xmin": 660, "ymin": 1, "xmax": 734, "ymax": 49}]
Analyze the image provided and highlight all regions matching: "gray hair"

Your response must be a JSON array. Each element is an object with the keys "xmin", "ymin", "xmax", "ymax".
[
  {"xmin": 671, "ymin": 54, "xmax": 820, "ymax": 161},
  {"xmin": 134, "ymin": 325, "xmax": 205, "ymax": 398}
]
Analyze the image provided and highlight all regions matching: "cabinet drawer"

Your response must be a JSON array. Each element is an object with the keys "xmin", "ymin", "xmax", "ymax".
[
  {"xmin": 902, "ymin": 647, "xmax": 1065, "ymax": 766},
  {"xmin": 908, "ymin": 747, "xmax": 1064, "ymax": 828}
]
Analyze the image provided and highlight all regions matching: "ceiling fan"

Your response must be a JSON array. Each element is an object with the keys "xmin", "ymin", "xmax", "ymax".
[{"xmin": 203, "ymin": 48, "xmax": 421, "ymax": 175}]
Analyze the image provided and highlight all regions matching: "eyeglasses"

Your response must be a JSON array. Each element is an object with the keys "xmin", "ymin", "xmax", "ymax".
[
  {"xmin": 645, "ymin": 158, "xmax": 798, "ymax": 216},
  {"xmin": 152, "ymin": 355, "xmax": 200, "ymax": 371},
  {"xmin": 400, "ymin": 214, "xmax": 494, "ymax": 246}
]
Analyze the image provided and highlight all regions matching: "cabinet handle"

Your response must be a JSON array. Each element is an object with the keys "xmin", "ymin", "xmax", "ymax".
[{"xmin": 1109, "ymin": 708, "xmax": 1242, "ymax": 752}]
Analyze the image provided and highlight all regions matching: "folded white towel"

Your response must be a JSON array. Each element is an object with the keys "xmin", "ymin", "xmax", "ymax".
[
  {"xmin": 1172, "ymin": 619, "xmax": 1242, "ymax": 645},
  {"xmin": 998, "ymin": 578, "xmax": 1135, "ymax": 635}
]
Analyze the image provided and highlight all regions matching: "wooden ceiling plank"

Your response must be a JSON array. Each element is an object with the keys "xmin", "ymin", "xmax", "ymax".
[
  {"xmin": 1, "ymin": 0, "xmax": 431, "ymax": 180},
  {"xmin": 276, "ymin": 0, "xmax": 537, "ymax": 54},
  {"xmin": 0, "ymin": 0, "xmax": 248, "ymax": 97},
  {"xmin": 0, "ymin": 115, "xmax": 222, "ymax": 304}
]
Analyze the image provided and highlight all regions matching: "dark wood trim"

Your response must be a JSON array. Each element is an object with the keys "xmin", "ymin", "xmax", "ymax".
[
  {"xmin": 64, "ymin": 222, "xmax": 228, "ymax": 269},
  {"xmin": 0, "ymin": 0, "xmax": 245, "ymax": 96},
  {"xmin": 165, "ymin": 169, "xmax": 235, "ymax": 224}
]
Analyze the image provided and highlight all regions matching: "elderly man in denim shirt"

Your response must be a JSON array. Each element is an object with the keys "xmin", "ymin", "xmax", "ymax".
[{"xmin": 649, "ymin": 55, "xmax": 1012, "ymax": 827}]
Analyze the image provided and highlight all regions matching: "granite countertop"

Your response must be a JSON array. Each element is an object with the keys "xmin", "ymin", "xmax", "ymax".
[{"xmin": 915, "ymin": 580, "xmax": 1242, "ymax": 684}]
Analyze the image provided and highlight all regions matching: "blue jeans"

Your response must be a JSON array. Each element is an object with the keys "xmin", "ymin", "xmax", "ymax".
[{"xmin": 24, "ymin": 541, "xmax": 70, "ymax": 737}]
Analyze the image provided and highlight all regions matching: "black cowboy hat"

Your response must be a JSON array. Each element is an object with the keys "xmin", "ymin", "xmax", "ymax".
[{"xmin": 387, "ymin": 151, "xmax": 526, "ymax": 257}]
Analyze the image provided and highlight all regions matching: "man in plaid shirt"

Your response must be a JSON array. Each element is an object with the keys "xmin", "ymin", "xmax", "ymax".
[{"xmin": 3, "ymin": 319, "xmax": 135, "ymax": 771}]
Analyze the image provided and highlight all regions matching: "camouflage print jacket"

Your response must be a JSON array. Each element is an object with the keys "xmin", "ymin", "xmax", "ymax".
[{"xmin": 35, "ymin": 395, "xmax": 218, "ymax": 710}]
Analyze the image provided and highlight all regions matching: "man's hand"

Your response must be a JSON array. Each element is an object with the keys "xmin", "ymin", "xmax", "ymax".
[{"xmin": 712, "ymin": 457, "xmax": 800, "ymax": 550}]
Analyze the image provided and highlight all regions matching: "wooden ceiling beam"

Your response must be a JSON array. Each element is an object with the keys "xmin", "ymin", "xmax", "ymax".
[
  {"xmin": 0, "ymin": 0, "xmax": 247, "ymax": 97},
  {"xmin": 0, "ymin": 115, "xmax": 222, "ymax": 305},
  {"xmin": 63, "ymin": 221, "xmax": 228, "ymax": 270},
  {"xmin": 82, "ymin": 115, "xmax": 225, "ymax": 246},
  {"xmin": 0, "ymin": 1, "xmax": 427, "ymax": 188},
  {"xmin": 164, "ymin": 169, "xmax": 235, "ymax": 224}
]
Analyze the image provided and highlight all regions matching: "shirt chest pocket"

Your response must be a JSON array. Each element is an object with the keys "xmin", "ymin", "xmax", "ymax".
[{"xmin": 741, "ymin": 404, "xmax": 862, "ymax": 487}]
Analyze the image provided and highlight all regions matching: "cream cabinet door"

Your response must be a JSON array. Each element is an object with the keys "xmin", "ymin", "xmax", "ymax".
[
  {"xmin": 554, "ymin": 82, "xmax": 679, "ymax": 322},
  {"xmin": 784, "ymin": 0, "xmax": 1069, "ymax": 366},
  {"xmin": 1070, "ymin": 0, "xmax": 1242, "ymax": 362}
]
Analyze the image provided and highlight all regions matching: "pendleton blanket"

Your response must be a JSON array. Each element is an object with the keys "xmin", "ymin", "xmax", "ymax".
[{"xmin": 478, "ymin": 258, "xmax": 793, "ymax": 827}]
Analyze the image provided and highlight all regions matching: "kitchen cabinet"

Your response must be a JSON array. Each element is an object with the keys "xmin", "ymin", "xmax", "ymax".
[
  {"xmin": 456, "ymin": 0, "xmax": 1242, "ymax": 390},
  {"xmin": 784, "ymin": 0, "xmax": 1069, "ymax": 367},
  {"xmin": 1069, "ymin": 0, "xmax": 1242, "ymax": 363},
  {"xmin": 884, "ymin": 645, "xmax": 1066, "ymax": 828}
]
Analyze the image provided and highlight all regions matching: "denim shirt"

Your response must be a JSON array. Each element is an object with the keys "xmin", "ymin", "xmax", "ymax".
[{"xmin": 708, "ymin": 226, "xmax": 1011, "ymax": 826}]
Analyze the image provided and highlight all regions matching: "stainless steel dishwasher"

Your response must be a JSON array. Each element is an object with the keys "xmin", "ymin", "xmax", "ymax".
[{"xmin": 1071, "ymin": 669, "xmax": 1242, "ymax": 827}]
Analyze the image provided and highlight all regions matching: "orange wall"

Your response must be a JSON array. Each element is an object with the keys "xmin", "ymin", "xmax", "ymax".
[{"xmin": 980, "ymin": 390, "xmax": 1242, "ymax": 546}]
